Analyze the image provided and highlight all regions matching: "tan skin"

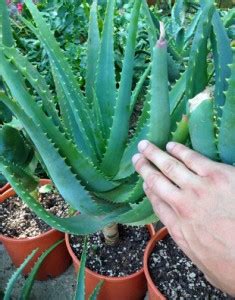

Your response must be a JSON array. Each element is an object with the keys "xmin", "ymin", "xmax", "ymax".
[{"xmin": 132, "ymin": 140, "xmax": 235, "ymax": 297}]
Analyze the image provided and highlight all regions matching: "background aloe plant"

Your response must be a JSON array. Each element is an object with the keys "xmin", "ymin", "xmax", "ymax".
[
  {"xmin": 0, "ymin": 0, "xmax": 233, "ymax": 244},
  {"xmin": 2, "ymin": 239, "xmax": 102, "ymax": 300}
]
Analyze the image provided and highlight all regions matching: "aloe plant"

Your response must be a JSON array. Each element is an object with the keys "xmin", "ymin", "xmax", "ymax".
[
  {"xmin": 0, "ymin": 0, "xmax": 229, "ymax": 244},
  {"xmin": 3, "ymin": 238, "xmax": 103, "ymax": 300},
  {"xmin": 3, "ymin": 240, "xmax": 64, "ymax": 300}
]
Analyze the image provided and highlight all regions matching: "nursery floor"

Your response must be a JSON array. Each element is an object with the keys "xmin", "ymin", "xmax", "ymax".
[{"xmin": 0, "ymin": 243, "xmax": 149, "ymax": 300}]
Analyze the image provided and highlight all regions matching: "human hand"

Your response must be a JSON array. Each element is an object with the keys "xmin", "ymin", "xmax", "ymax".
[{"xmin": 132, "ymin": 140, "xmax": 235, "ymax": 296}]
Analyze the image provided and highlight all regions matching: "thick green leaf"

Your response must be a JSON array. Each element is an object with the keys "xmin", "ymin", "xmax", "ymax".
[
  {"xmin": 186, "ymin": 2, "xmax": 215, "ymax": 99},
  {"xmin": 148, "ymin": 24, "xmax": 170, "ymax": 149},
  {"xmin": 218, "ymin": 47, "xmax": 235, "ymax": 164},
  {"xmin": 21, "ymin": 240, "xmax": 64, "ymax": 300},
  {"xmin": 0, "ymin": 157, "xmax": 129, "ymax": 234},
  {"xmin": 95, "ymin": 0, "xmax": 116, "ymax": 139},
  {"xmin": 211, "ymin": 10, "xmax": 233, "ymax": 111},
  {"xmin": 4, "ymin": 249, "xmax": 38, "ymax": 300},
  {"xmin": 74, "ymin": 238, "xmax": 87, "ymax": 300},
  {"xmin": 0, "ymin": 55, "xmax": 118, "ymax": 193},
  {"xmin": 101, "ymin": 0, "xmax": 142, "ymax": 176},
  {"xmin": 0, "ymin": 0, "xmax": 14, "ymax": 47},
  {"xmin": 86, "ymin": 0, "xmax": 100, "ymax": 106},
  {"xmin": 189, "ymin": 89, "xmax": 218, "ymax": 160}
]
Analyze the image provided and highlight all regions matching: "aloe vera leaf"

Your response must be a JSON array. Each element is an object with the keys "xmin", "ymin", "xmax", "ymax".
[
  {"xmin": 95, "ymin": 180, "xmax": 137, "ymax": 203},
  {"xmin": 0, "ymin": 97, "xmax": 116, "ymax": 213},
  {"xmin": 211, "ymin": 10, "xmax": 233, "ymax": 111},
  {"xmin": 222, "ymin": 8, "xmax": 235, "ymax": 28},
  {"xmin": 22, "ymin": 1, "xmax": 96, "ymax": 156},
  {"xmin": 18, "ymin": 17, "xmax": 96, "ymax": 159},
  {"xmin": 130, "ymin": 64, "xmax": 151, "ymax": 113},
  {"xmin": 218, "ymin": 47, "xmax": 235, "ymax": 164},
  {"xmin": 184, "ymin": 10, "xmax": 201, "ymax": 43},
  {"xmin": 148, "ymin": 23, "xmax": 170, "ymax": 149},
  {"xmin": 95, "ymin": 0, "xmax": 116, "ymax": 139},
  {"xmin": 189, "ymin": 88, "xmax": 218, "ymax": 160},
  {"xmin": 74, "ymin": 238, "xmax": 87, "ymax": 300},
  {"xmin": 171, "ymin": 114, "xmax": 189, "ymax": 144},
  {"xmin": 0, "ymin": 57, "xmax": 118, "ymax": 192},
  {"xmin": 0, "ymin": 158, "xmax": 129, "ymax": 233},
  {"xmin": 114, "ymin": 95, "xmax": 150, "ymax": 180},
  {"xmin": 186, "ymin": 2, "xmax": 215, "ymax": 99},
  {"xmin": 86, "ymin": 0, "xmax": 100, "ymax": 106},
  {"xmin": 0, "ymin": 0, "xmax": 14, "ymax": 47},
  {"xmin": 3, "ymin": 46, "xmax": 62, "ymax": 129},
  {"xmin": 118, "ymin": 197, "xmax": 154, "ymax": 224},
  {"xmin": 169, "ymin": 69, "xmax": 187, "ymax": 114},
  {"xmin": 101, "ymin": 0, "xmax": 142, "ymax": 177},
  {"xmin": 142, "ymin": 3, "xmax": 180, "ymax": 82},
  {"xmin": 4, "ymin": 249, "xmax": 38, "ymax": 300},
  {"xmin": 172, "ymin": 0, "xmax": 185, "ymax": 28},
  {"xmin": 21, "ymin": 240, "xmax": 64, "ymax": 300},
  {"xmin": 51, "ymin": 66, "xmax": 97, "ymax": 160},
  {"xmin": 90, "ymin": 91, "xmax": 106, "ymax": 157},
  {"xmin": 0, "ymin": 125, "xmax": 32, "ymax": 166},
  {"xmin": 88, "ymin": 281, "xmax": 104, "ymax": 300}
]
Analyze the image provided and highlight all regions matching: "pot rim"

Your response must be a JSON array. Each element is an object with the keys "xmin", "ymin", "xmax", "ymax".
[
  {"xmin": 65, "ymin": 224, "xmax": 155, "ymax": 282},
  {"xmin": 0, "ymin": 179, "xmax": 58, "ymax": 242},
  {"xmin": 0, "ymin": 183, "xmax": 11, "ymax": 194},
  {"xmin": 143, "ymin": 227, "xmax": 168, "ymax": 300}
]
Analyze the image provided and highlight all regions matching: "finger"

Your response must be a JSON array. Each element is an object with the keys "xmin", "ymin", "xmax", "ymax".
[
  {"xmin": 166, "ymin": 142, "xmax": 217, "ymax": 176},
  {"xmin": 132, "ymin": 153, "xmax": 182, "ymax": 207},
  {"xmin": 143, "ymin": 183, "xmax": 178, "ymax": 228},
  {"xmin": 138, "ymin": 140, "xmax": 200, "ymax": 188}
]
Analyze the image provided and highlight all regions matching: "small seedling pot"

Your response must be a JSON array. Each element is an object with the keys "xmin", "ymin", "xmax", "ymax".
[
  {"xmin": 0, "ymin": 179, "xmax": 71, "ymax": 281},
  {"xmin": 65, "ymin": 224, "xmax": 155, "ymax": 300},
  {"xmin": 143, "ymin": 227, "xmax": 168, "ymax": 300}
]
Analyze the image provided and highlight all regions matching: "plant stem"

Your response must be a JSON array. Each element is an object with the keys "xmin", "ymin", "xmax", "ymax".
[{"xmin": 102, "ymin": 223, "xmax": 119, "ymax": 246}]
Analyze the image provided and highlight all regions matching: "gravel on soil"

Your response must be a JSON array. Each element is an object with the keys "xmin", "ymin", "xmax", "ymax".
[
  {"xmin": 149, "ymin": 235, "xmax": 234, "ymax": 300},
  {"xmin": 70, "ymin": 224, "xmax": 150, "ymax": 277},
  {"xmin": 0, "ymin": 188, "xmax": 70, "ymax": 238}
]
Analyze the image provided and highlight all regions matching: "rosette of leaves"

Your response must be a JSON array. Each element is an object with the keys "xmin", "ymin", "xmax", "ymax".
[{"xmin": 0, "ymin": 0, "xmax": 230, "ymax": 244}]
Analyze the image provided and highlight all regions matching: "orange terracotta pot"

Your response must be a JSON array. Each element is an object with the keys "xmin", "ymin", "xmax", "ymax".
[
  {"xmin": 0, "ymin": 179, "xmax": 71, "ymax": 281},
  {"xmin": 65, "ymin": 224, "xmax": 155, "ymax": 300},
  {"xmin": 144, "ymin": 227, "xmax": 168, "ymax": 300},
  {"xmin": 0, "ymin": 183, "xmax": 11, "ymax": 195}
]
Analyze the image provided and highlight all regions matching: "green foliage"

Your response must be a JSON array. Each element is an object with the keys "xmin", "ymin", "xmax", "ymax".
[
  {"xmin": 0, "ymin": 0, "xmax": 233, "ymax": 235},
  {"xmin": 189, "ymin": 45, "xmax": 235, "ymax": 163},
  {"xmin": 4, "ymin": 240, "xmax": 63, "ymax": 300},
  {"xmin": 74, "ymin": 238, "xmax": 104, "ymax": 300},
  {"xmin": 4, "ymin": 238, "xmax": 103, "ymax": 300}
]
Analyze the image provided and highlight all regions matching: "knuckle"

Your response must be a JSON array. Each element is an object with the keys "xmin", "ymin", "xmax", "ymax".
[
  {"xmin": 182, "ymin": 151, "xmax": 195, "ymax": 166},
  {"xmin": 162, "ymin": 159, "xmax": 177, "ymax": 175},
  {"xmin": 146, "ymin": 173, "xmax": 160, "ymax": 190}
]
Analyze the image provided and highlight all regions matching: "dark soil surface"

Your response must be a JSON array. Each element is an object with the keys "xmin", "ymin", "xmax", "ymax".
[
  {"xmin": 149, "ymin": 235, "xmax": 234, "ymax": 300},
  {"xmin": 0, "ymin": 188, "xmax": 69, "ymax": 238},
  {"xmin": 70, "ymin": 224, "xmax": 150, "ymax": 277}
]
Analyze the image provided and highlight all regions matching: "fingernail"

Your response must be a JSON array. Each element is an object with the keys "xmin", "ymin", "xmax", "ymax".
[
  {"xmin": 132, "ymin": 153, "xmax": 141, "ymax": 165},
  {"xmin": 166, "ymin": 142, "xmax": 176, "ymax": 152},
  {"xmin": 138, "ymin": 140, "xmax": 149, "ymax": 153}
]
